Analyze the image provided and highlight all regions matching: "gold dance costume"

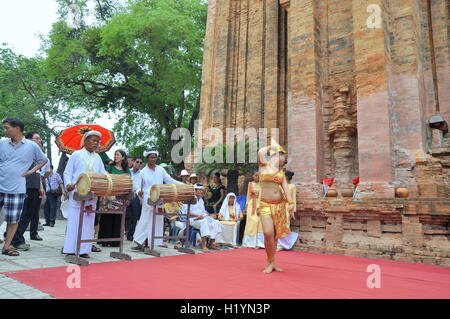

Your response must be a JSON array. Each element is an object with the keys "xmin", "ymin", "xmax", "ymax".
[
  {"xmin": 258, "ymin": 169, "xmax": 291, "ymax": 240},
  {"xmin": 243, "ymin": 182, "xmax": 263, "ymax": 236}
]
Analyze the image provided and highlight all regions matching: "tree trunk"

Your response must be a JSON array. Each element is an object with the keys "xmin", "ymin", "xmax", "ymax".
[{"xmin": 46, "ymin": 131, "xmax": 52, "ymax": 165}]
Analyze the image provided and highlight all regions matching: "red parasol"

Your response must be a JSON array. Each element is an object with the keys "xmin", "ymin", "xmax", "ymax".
[{"xmin": 55, "ymin": 124, "xmax": 116, "ymax": 155}]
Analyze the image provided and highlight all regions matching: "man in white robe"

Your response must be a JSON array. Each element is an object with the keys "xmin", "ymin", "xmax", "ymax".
[
  {"xmin": 180, "ymin": 184, "xmax": 222, "ymax": 252},
  {"xmin": 132, "ymin": 150, "xmax": 183, "ymax": 249},
  {"xmin": 63, "ymin": 131, "xmax": 106, "ymax": 257}
]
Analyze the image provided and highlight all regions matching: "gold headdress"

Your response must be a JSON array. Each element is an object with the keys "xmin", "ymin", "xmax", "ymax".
[{"xmin": 269, "ymin": 138, "xmax": 286, "ymax": 155}]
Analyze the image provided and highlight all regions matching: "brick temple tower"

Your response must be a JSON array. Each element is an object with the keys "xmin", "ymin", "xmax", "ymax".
[{"xmin": 198, "ymin": 0, "xmax": 450, "ymax": 265}]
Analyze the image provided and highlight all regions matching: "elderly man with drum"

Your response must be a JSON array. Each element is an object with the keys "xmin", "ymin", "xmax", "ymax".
[
  {"xmin": 62, "ymin": 131, "xmax": 106, "ymax": 258},
  {"xmin": 132, "ymin": 150, "xmax": 184, "ymax": 251}
]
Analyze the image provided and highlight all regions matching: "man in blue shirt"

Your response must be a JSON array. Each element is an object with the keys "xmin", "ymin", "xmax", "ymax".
[
  {"xmin": 0, "ymin": 118, "xmax": 48, "ymax": 256},
  {"xmin": 10, "ymin": 131, "xmax": 48, "ymax": 249}
]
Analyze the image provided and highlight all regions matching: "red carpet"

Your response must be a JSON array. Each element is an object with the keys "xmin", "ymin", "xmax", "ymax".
[{"xmin": 3, "ymin": 249, "xmax": 450, "ymax": 299}]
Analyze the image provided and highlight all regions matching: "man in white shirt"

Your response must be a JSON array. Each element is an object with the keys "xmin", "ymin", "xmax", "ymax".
[
  {"xmin": 62, "ymin": 131, "xmax": 106, "ymax": 258},
  {"xmin": 132, "ymin": 150, "xmax": 183, "ymax": 250},
  {"xmin": 180, "ymin": 184, "xmax": 222, "ymax": 252}
]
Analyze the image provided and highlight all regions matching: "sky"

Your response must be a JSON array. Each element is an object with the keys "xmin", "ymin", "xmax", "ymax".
[{"xmin": 0, "ymin": 0, "xmax": 122, "ymax": 163}]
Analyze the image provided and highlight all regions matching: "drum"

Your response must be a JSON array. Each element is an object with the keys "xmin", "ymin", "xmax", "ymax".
[
  {"xmin": 150, "ymin": 184, "xmax": 195, "ymax": 202},
  {"xmin": 76, "ymin": 173, "xmax": 133, "ymax": 197}
]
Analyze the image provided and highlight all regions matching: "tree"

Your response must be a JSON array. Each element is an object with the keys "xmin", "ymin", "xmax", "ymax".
[
  {"xmin": 46, "ymin": 0, "xmax": 207, "ymax": 166},
  {"xmin": 0, "ymin": 46, "xmax": 97, "ymax": 164},
  {"xmin": 194, "ymin": 139, "xmax": 259, "ymax": 195}
]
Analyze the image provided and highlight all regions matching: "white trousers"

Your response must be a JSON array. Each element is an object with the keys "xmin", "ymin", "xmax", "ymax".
[
  {"xmin": 191, "ymin": 217, "xmax": 222, "ymax": 239},
  {"xmin": 63, "ymin": 203, "xmax": 95, "ymax": 254},
  {"xmin": 133, "ymin": 204, "xmax": 164, "ymax": 246}
]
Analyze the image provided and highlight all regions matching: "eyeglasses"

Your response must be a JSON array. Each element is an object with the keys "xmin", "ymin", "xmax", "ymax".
[{"xmin": 135, "ymin": 161, "xmax": 142, "ymax": 164}]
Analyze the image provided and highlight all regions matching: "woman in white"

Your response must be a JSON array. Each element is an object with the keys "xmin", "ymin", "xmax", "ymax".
[{"xmin": 216, "ymin": 193, "xmax": 243, "ymax": 248}]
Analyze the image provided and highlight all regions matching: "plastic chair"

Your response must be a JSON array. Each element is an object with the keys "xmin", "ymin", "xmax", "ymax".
[
  {"xmin": 180, "ymin": 227, "xmax": 200, "ymax": 247},
  {"xmin": 236, "ymin": 195, "xmax": 247, "ymax": 212}
]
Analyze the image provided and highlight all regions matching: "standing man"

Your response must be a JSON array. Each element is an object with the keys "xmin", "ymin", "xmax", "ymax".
[
  {"xmin": 10, "ymin": 131, "xmax": 48, "ymax": 250},
  {"xmin": 0, "ymin": 118, "xmax": 48, "ymax": 256},
  {"xmin": 132, "ymin": 150, "xmax": 183, "ymax": 250},
  {"xmin": 62, "ymin": 131, "xmax": 106, "ymax": 258},
  {"xmin": 43, "ymin": 165, "xmax": 64, "ymax": 227},
  {"xmin": 126, "ymin": 157, "xmax": 143, "ymax": 241}
]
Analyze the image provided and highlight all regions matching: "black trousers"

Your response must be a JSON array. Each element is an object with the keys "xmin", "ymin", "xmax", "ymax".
[
  {"xmin": 12, "ymin": 188, "xmax": 41, "ymax": 246},
  {"xmin": 44, "ymin": 192, "xmax": 59, "ymax": 224},
  {"xmin": 98, "ymin": 214, "xmax": 122, "ymax": 247},
  {"xmin": 238, "ymin": 214, "xmax": 247, "ymax": 245},
  {"xmin": 126, "ymin": 196, "xmax": 142, "ymax": 240}
]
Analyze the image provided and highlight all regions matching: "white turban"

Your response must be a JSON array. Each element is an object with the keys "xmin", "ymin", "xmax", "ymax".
[
  {"xmin": 194, "ymin": 183, "xmax": 204, "ymax": 190},
  {"xmin": 80, "ymin": 130, "xmax": 102, "ymax": 147},
  {"xmin": 143, "ymin": 150, "xmax": 159, "ymax": 157},
  {"xmin": 180, "ymin": 169, "xmax": 190, "ymax": 176}
]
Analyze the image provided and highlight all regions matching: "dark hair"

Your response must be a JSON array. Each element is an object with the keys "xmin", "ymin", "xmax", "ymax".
[
  {"xmin": 114, "ymin": 149, "xmax": 129, "ymax": 171},
  {"xmin": 213, "ymin": 172, "xmax": 222, "ymax": 184},
  {"xmin": 134, "ymin": 157, "xmax": 143, "ymax": 162},
  {"xmin": 50, "ymin": 165, "xmax": 54, "ymax": 169},
  {"xmin": 285, "ymin": 170, "xmax": 294, "ymax": 181},
  {"xmin": 25, "ymin": 131, "xmax": 39, "ymax": 139},
  {"xmin": 3, "ymin": 118, "xmax": 24, "ymax": 132}
]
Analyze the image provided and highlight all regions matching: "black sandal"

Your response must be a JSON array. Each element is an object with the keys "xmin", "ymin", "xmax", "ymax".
[
  {"xmin": 91, "ymin": 245, "xmax": 102, "ymax": 252},
  {"xmin": 2, "ymin": 248, "xmax": 19, "ymax": 256},
  {"xmin": 131, "ymin": 245, "xmax": 144, "ymax": 251}
]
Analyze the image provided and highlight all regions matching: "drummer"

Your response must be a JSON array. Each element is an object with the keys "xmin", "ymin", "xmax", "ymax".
[
  {"xmin": 132, "ymin": 150, "xmax": 184, "ymax": 251},
  {"xmin": 62, "ymin": 130, "xmax": 106, "ymax": 258}
]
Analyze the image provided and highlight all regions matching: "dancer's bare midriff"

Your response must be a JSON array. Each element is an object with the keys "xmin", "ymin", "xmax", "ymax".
[{"xmin": 259, "ymin": 181, "xmax": 283, "ymax": 202}]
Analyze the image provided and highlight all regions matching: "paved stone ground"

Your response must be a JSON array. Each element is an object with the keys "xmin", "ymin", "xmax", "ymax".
[{"xmin": 0, "ymin": 218, "xmax": 217, "ymax": 299}]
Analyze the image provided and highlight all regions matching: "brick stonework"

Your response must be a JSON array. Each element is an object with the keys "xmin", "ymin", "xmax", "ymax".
[{"xmin": 198, "ymin": 0, "xmax": 450, "ymax": 266}]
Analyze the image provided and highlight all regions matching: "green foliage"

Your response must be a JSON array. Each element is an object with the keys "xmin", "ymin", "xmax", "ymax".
[
  {"xmin": 46, "ymin": 0, "xmax": 207, "ymax": 165},
  {"xmin": 194, "ymin": 138, "xmax": 259, "ymax": 177},
  {"xmin": 0, "ymin": 46, "xmax": 94, "ymax": 162}
]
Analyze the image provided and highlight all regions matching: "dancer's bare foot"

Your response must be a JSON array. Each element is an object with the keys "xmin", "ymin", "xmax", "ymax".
[
  {"xmin": 255, "ymin": 246, "xmax": 261, "ymax": 250},
  {"xmin": 202, "ymin": 247, "xmax": 210, "ymax": 253},
  {"xmin": 262, "ymin": 263, "xmax": 284, "ymax": 274}
]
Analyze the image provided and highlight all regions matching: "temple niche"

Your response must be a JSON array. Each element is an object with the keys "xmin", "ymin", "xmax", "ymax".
[{"xmin": 198, "ymin": 0, "xmax": 450, "ymax": 265}]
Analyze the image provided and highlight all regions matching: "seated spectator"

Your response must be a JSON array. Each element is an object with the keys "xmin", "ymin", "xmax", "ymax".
[
  {"xmin": 179, "ymin": 184, "xmax": 222, "ymax": 252},
  {"xmin": 188, "ymin": 173, "xmax": 198, "ymax": 185},
  {"xmin": 164, "ymin": 201, "xmax": 185, "ymax": 243},
  {"xmin": 215, "ymin": 193, "xmax": 243, "ymax": 248}
]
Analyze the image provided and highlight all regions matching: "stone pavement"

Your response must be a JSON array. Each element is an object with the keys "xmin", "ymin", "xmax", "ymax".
[{"xmin": 0, "ymin": 218, "xmax": 205, "ymax": 299}]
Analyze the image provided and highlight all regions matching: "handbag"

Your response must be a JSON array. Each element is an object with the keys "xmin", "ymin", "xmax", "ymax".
[{"xmin": 47, "ymin": 176, "xmax": 63, "ymax": 196}]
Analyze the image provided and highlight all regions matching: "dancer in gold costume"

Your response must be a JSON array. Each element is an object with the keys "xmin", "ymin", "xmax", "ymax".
[{"xmin": 258, "ymin": 139, "xmax": 295, "ymax": 273}]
